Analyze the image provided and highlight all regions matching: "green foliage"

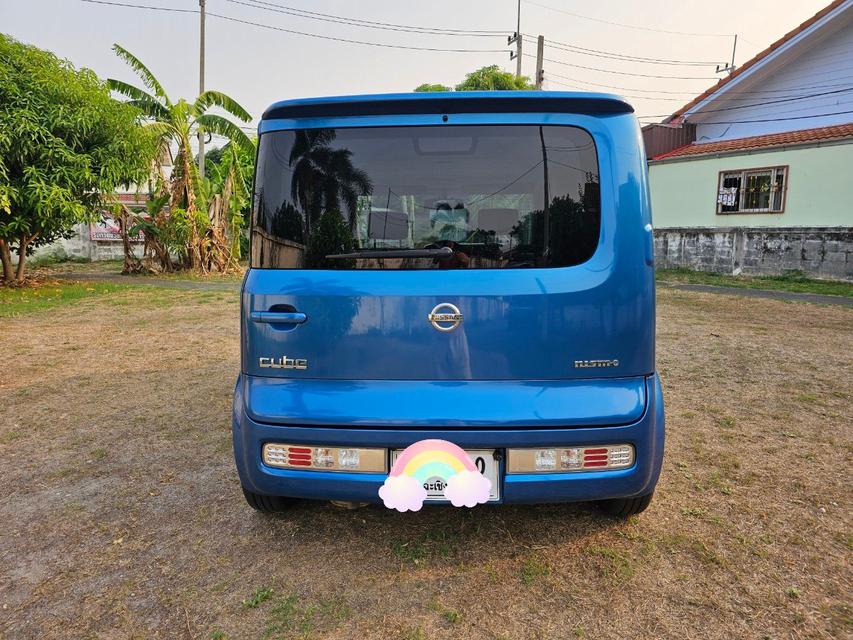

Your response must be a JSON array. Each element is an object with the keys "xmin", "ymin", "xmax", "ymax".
[
  {"xmin": 0, "ymin": 34, "xmax": 155, "ymax": 280},
  {"xmin": 414, "ymin": 65, "xmax": 534, "ymax": 93},
  {"xmin": 288, "ymin": 129, "xmax": 372, "ymax": 236},
  {"xmin": 455, "ymin": 65, "xmax": 534, "ymax": 90},
  {"xmin": 414, "ymin": 83, "xmax": 451, "ymax": 92},
  {"xmin": 205, "ymin": 141, "xmax": 255, "ymax": 223},
  {"xmin": 109, "ymin": 44, "xmax": 254, "ymax": 271},
  {"xmin": 305, "ymin": 209, "xmax": 355, "ymax": 268},
  {"xmin": 655, "ymin": 268, "xmax": 853, "ymax": 298},
  {"xmin": 241, "ymin": 585, "xmax": 274, "ymax": 608}
]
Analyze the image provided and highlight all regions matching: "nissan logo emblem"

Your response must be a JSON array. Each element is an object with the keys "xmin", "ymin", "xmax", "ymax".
[{"xmin": 428, "ymin": 303, "xmax": 463, "ymax": 332}]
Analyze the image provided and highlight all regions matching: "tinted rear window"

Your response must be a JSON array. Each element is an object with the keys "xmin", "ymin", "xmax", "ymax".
[{"xmin": 252, "ymin": 125, "xmax": 600, "ymax": 269}]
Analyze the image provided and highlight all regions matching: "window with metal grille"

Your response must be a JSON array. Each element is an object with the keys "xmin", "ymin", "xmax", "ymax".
[{"xmin": 717, "ymin": 166, "xmax": 787, "ymax": 214}]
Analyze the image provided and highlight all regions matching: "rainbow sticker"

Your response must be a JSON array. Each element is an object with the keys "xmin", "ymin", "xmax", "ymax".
[{"xmin": 379, "ymin": 439, "xmax": 492, "ymax": 512}]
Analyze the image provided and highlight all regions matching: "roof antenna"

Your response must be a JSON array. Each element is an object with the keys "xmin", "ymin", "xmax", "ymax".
[{"xmin": 716, "ymin": 34, "xmax": 738, "ymax": 74}]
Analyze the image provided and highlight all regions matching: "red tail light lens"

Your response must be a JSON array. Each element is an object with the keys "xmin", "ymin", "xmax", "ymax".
[
  {"xmin": 262, "ymin": 443, "xmax": 387, "ymax": 473},
  {"xmin": 507, "ymin": 444, "xmax": 635, "ymax": 474}
]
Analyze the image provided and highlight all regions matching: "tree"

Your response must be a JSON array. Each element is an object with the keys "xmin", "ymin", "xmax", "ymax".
[
  {"xmin": 456, "ymin": 65, "xmax": 534, "ymax": 91},
  {"xmin": 108, "ymin": 45, "xmax": 253, "ymax": 272},
  {"xmin": 305, "ymin": 209, "xmax": 356, "ymax": 269},
  {"xmin": 413, "ymin": 65, "xmax": 534, "ymax": 93},
  {"xmin": 288, "ymin": 129, "xmax": 372, "ymax": 237},
  {"xmin": 0, "ymin": 35, "xmax": 155, "ymax": 283},
  {"xmin": 414, "ymin": 83, "xmax": 452, "ymax": 93},
  {"xmin": 204, "ymin": 140, "xmax": 256, "ymax": 268}
]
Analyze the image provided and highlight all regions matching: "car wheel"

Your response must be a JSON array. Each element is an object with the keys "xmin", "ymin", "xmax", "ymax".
[
  {"xmin": 596, "ymin": 492, "xmax": 654, "ymax": 518},
  {"xmin": 242, "ymin": 487, "xmax": 297, "ymax": 513}
]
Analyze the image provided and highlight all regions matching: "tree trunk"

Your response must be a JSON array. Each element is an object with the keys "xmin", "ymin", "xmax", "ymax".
[
  {"xmin": 15, "ymin": 233, "xmax": 31, "ymax": 283},
  {"xmin": 0, "ymin": 238, "xmax": 13, "ymax": 282},
  {"xmin": 117, "ymin": 205, "xmax": 144, "ymax": 274}
]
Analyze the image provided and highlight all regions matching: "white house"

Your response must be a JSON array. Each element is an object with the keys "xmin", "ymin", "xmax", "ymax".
[{"xmin": 643, "ymin": 0, "xmax": 853, "ymax": 280}]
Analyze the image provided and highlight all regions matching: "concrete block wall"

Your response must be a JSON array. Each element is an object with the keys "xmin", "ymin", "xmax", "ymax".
[
  {"xmin": 655, "ymin": 226, "xmax": 852, "ymax": 281},
  {"xmin": 23, "ymin": 223, "xmax": 143, "ymax": 263}
]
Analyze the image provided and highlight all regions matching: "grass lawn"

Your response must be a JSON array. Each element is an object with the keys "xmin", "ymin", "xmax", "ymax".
[
  {"xmin": 657, "ymin": 268, "xmax": 853, "ymax": 297},
  {"xmin": 34, "ymin": 258, "xmax": 247, "ymax": 283},
  {"xmin": 0, "ymin": 281, "xmax": 140, "ymax": 317},
  {"xmin": 0, "ymin": 284, "xmax": 850, "ymax": 639}
]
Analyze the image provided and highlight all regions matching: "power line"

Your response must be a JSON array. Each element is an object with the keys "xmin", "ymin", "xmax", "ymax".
[
  {"xmin": 522, "ymin": 36, "xmax": 723, "ymax": 67},
  {"xmin": 671, "ymin": 86, "xmax": 853, "ymax": 117},
  {"xmin": 207, "ymin": 11, "xmax": 506, "ymax": 52},
  {"xmin": 637, "ymin": 87, "xmax": 853, "ymax": 120},
  {"xmin": 77, "ymin": 0, "xmax": 506, "ymax": 53},
  {"xmin": 637, "ymin": 109, "xmax": 853, "ymax": 124},
  {"xmin": 527, "ymin": 54, "xmax": 718, "ymax": 80},
  {"xmin": 223, "ymin": 0, "xmax": 507, "ymax": 36},
  {"xmin": 79, "ymin": 0, "xmax": 196, "ymax": 13},
  {"xmin": 524, "ymin": 0, "xmax": 732, "ymax": 37},
  {"xmin": 548, "ymin": 71, "xmax": 853, "ymax": 109},
  {"xmin": 546, "ymin": 79, "xmax": 686, "ymax": 101},
  {"xmin": 544, "ymin": 68, "xmax": 853, "ymax": 97}
]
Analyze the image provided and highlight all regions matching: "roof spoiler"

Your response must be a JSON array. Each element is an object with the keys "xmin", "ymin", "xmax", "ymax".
[{"xmin": 262, "ymin": 92, "xmax": 634, "ymax": 121}]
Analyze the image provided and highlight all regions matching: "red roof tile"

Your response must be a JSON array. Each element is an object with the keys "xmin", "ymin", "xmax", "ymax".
[
  {"xmin": 651, "ymin": 123, "xmax": 853, "ymax": 160},
  {"xmin": 665, "ymin": 0, "xmax": 848, "ymax": 123}
]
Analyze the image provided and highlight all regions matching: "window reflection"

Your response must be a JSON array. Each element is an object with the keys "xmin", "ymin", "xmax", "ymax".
[{"xmin": 252, "ymin": 125, "xmax": 600, "ymax": 270}]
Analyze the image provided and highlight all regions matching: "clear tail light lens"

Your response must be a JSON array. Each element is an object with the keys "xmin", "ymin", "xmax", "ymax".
[
  {"xmin": 507, "ymin": 444, "xmax": 635, "ymax": 474},
  {"xmin": 262, "ymin": 444, "xmax": 386, "ymax": 473}
]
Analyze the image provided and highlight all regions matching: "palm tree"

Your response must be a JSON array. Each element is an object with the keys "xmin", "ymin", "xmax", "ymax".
[
  {"xmin": 288, "ymin": 129, "xmax": 372, "ymax": 236},
  {"xmin": 108, "ymin": 44, "xmax": 253, "ymax": 269}
]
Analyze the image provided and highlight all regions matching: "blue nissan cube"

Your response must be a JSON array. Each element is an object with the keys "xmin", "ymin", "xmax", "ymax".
[{"xmin": 233, "ymin": 91, "xmax": 664, "ymax": 517}]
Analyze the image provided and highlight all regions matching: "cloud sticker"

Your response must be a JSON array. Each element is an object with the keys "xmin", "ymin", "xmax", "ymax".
[
  {"xmin": 379, "ymin": 440, "xmax": 492, "ymax": 511},
  {"xmin": 378, "ymin": 474, "xmax": 427, "ymax": 512},
  {"xmin": 443, "ymin": 469, "xmax": 492, "ymax": 508}
]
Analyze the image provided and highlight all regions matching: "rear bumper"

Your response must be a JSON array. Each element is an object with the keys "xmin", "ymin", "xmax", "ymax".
[{"xmin": 232, "ymin": 374, "xmax": 665, "ymax": 505}]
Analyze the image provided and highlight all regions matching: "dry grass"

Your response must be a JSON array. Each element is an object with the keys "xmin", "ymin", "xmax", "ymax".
[{"xmin": 0, "ymin": 286, "xmax": 850, "ymax": 639}]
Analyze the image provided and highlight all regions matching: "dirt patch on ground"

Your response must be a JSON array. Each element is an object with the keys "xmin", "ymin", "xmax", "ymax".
[{"xmin": 0, "ymin": 287, "xmax": 850, "ymax": 639}]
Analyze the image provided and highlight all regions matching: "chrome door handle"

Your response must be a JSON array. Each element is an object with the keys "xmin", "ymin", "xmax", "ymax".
[{"xmin": 250, "ymin": 311, "xmax": 307, "ymax": 324}]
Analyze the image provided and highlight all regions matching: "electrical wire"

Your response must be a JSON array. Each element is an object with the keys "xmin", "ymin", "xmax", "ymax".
[
  {"xmin": 523, "ymin": 0, "xmax": 733, "ymax": 37},
  {"xmin": 77, "ymin": 0, "xmax": 506, "ymax": 53},
  {"xmin": 526, "ymin": 53, "xmax": 718, "ymax": 80},
  {"xmin": 548, "ymin": 75, "xmax": 853, "ymax": 114},
  {"xmin": 207, "ymin": 12, "xmax": 506, "ymax": 52},
  {"xmin": 636, "ymin": 109, "xmax": 853, "ymax": 124},
  {"xmin": 223, "ymin": 0, "xmax": 507, "ymax": 37},
  {"xmin": 543, "ymin": 68, "xmax": 853, "ymax": 97},
  {"xmin": 521, "ymin": 35, "xmax": 723, "ymax": 67},
  {"xmin": 546, "ymin": 79, "xmax": 686, "ymax": 102},
  {"xmin": 670, "ymin": 86, "xmax": 853, "ymax": 116},
  {"xmin": 79, "ymin": 0, "xmax": 197, "ymax": 13}
]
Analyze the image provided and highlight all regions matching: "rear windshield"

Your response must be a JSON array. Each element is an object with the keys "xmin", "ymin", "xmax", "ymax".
[{"xmin": 251, "ymin": 125, "xmax": 600, "ymax": 269}]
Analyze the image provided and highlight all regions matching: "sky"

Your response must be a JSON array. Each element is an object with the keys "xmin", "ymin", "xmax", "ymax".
[{"xmin": 0, "ymin": 0, "xmax": 834, "ymax": 142}]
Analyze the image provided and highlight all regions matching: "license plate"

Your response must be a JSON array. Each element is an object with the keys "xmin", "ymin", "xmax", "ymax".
[{"xmin": 390, "ymin": 448, "xmax": 501, "ymax": 502}]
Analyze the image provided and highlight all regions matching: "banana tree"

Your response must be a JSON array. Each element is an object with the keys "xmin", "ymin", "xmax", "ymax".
[
  {"xmin": 205, "ymin": 140, "xmax": 256, "ymax": 271},
  {"xmin": 108, "ymin": 44, "xmax": 253, "ymax": 271}
]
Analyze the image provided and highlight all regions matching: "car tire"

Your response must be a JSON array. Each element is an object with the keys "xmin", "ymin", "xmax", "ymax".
[
  {"xmin": 242, "ymin": 487, "xmax": 297, "ymax": 513},
  {"xmin": 596, "ymin": 492, "xmax": 654, "ymax": 518}
]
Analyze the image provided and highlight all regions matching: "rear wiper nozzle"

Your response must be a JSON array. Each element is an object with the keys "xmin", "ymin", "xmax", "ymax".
[{"xmin": 326, "ymin": 247, "xmax": 453, "ymax": 260}]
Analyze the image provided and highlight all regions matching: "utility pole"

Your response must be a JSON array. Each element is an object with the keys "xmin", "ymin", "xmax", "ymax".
[
  {"xmin": 508, "ymin": 0, "xmax": 522, "ymax": 79},
  {"xmin": 515, "ymin": 0, "xmax": 522, "ymax": 78},
  {"xmin": 535, "ymin": 35, "xmax": 544, "ymax": 89},
  {"xmin": 716, "ymin": 34, "xmax": 738, "ymax": 74},
  {"xmin": 198, "ymin": 0, "xmax": 206, "ymax": 178}
]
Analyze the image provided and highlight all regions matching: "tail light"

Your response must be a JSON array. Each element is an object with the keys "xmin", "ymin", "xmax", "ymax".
[
  {"xmin": 507, "ymin": 445, "xmax": 635, "ymax": 473},
  {"xmin": 262, "ymin": 443, "xmax": 387, "ymax": 473}
]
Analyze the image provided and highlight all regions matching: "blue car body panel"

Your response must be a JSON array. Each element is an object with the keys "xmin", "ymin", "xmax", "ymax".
[
  {"xmin": 233, "ymin": 373, "xmax": 664, "ymax": 504},
  {"xmin": 243, "ymin": 375, "xmax": 646, "ymax": 428},
  {"xmin": 235, "ymin": 91, "xmax": 664, "ymax": 505}
]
